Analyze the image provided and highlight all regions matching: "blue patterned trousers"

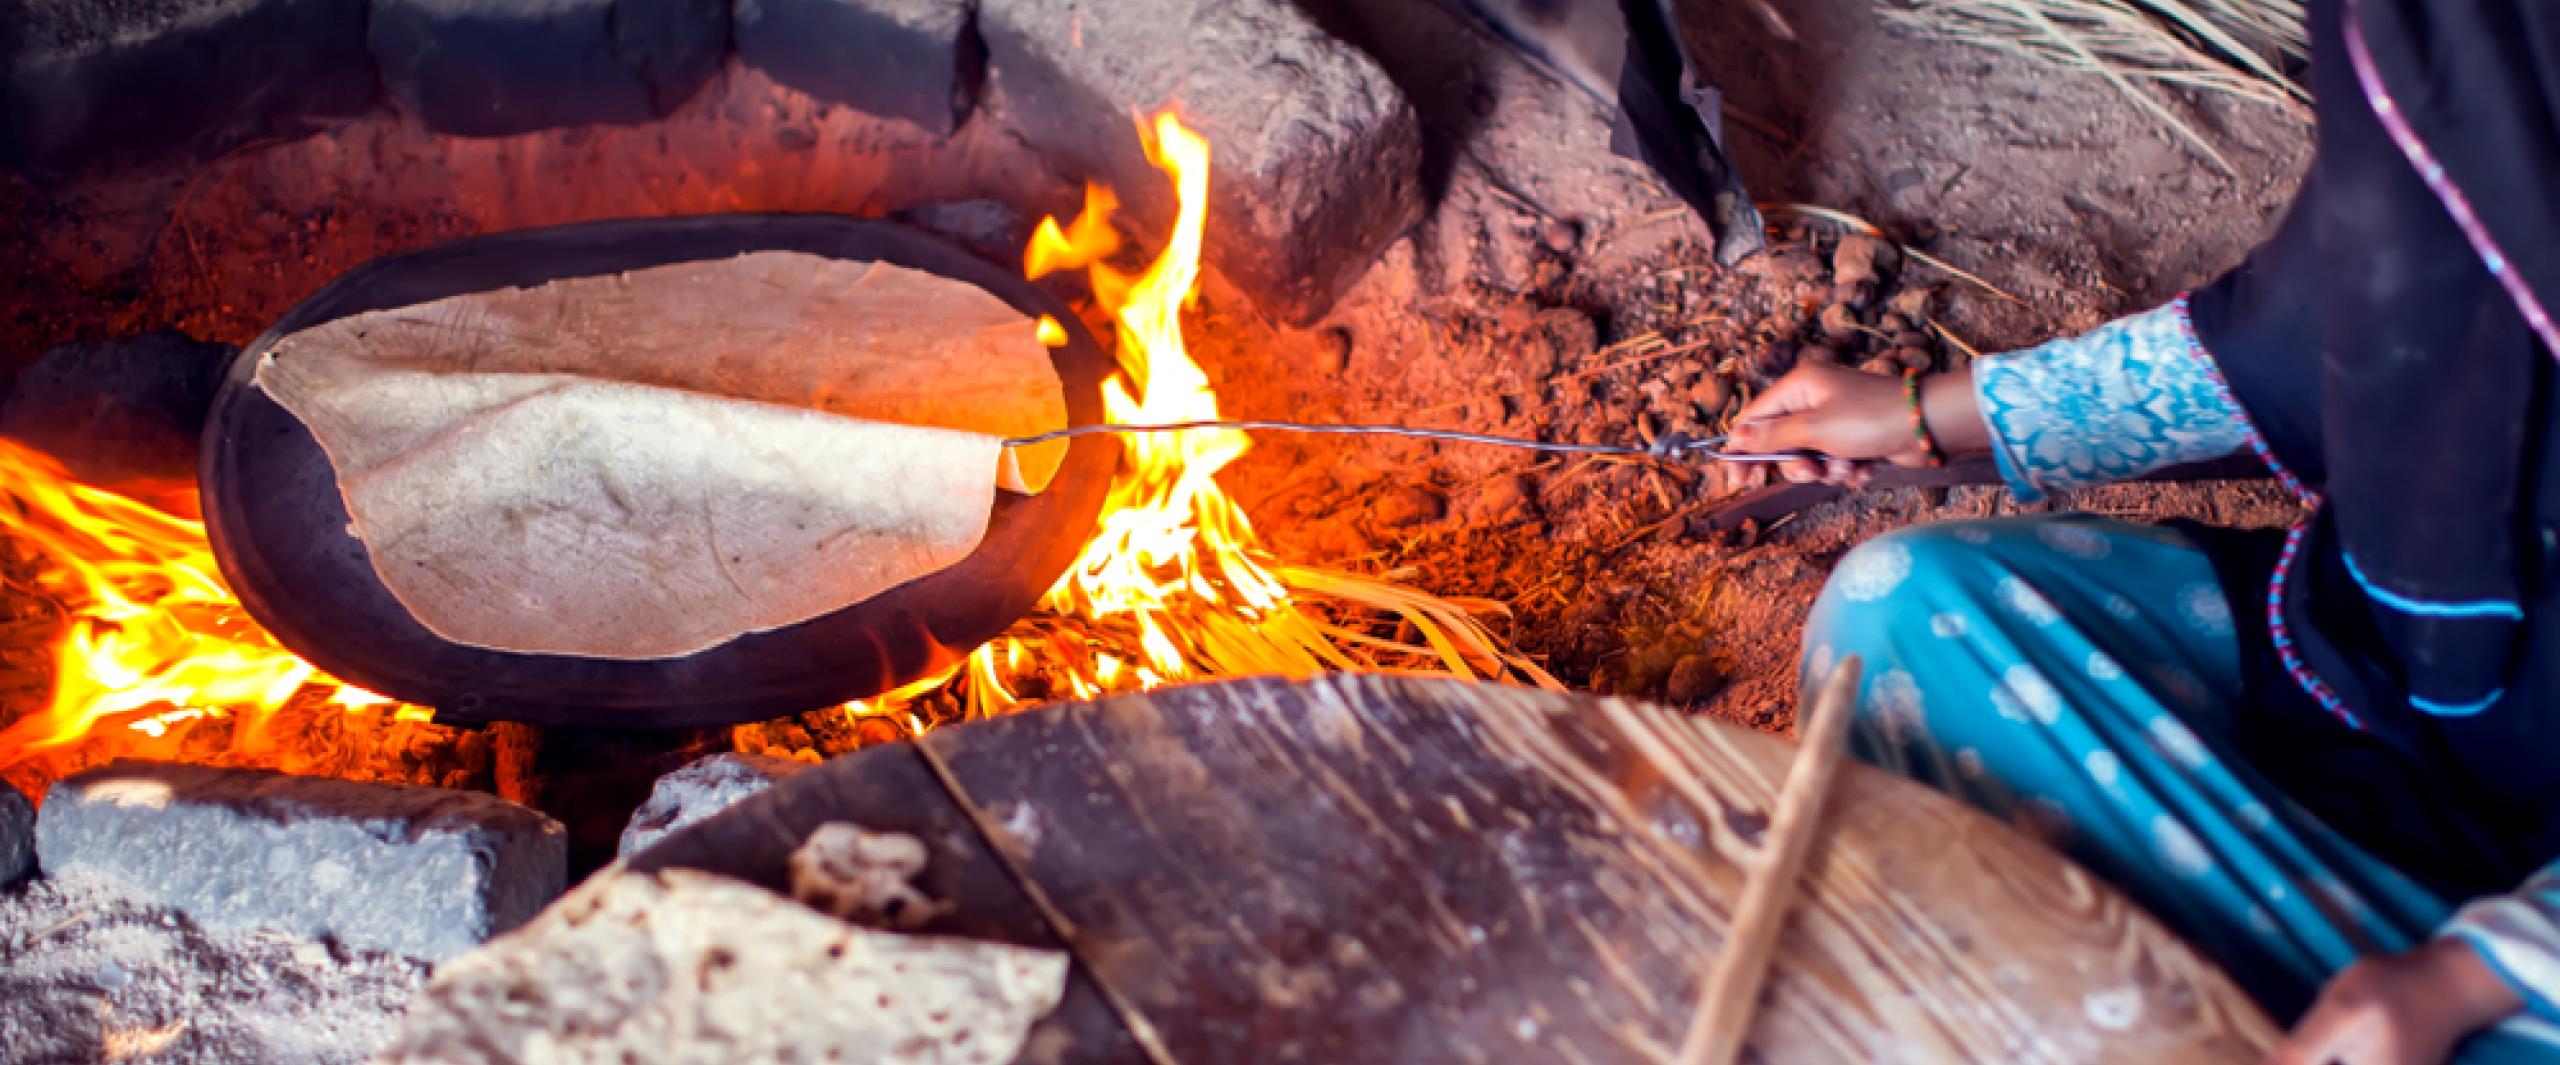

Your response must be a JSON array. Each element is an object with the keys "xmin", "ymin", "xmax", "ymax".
[{"xmin": 1803, "ymin": 516, "xmax": 2560, "ymax": 1059}]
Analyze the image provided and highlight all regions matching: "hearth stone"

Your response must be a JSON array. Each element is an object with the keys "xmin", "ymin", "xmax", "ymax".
[
  {"xmin": 0, "ymin": 0, "xmax": 378, "ymax": 177},
  {"xmin": 0, "ymin": 874, "xmax": 426, "ymax": 1065},
  {"xmin": 735, "ymin": 0, "xmax": 980, "ymax": 136},
  {"xmin": 0, "ymin": 332, "xmax": 234, "ymax": 486},
  {"xmin": 0, "ymin": 782, "xmax": 30, "ymax": 886},
  {"xmin": 368, "ymin": 0, "xmax": 731, "ymax": 137},
  {"xmin": 618, "ymin": 752, "xmax": 813, "ymax": 858},
  {"xmin": 35, "ymin": 761, "xmax": 567, "ymax": 962},
  {"xmin": 978, "ymin": 0, "xmax": 1425, "ymax": 326}
]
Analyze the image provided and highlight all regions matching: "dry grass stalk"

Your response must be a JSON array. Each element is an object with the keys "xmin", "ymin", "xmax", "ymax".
[{"xmin": 1880, "ymin": 0, "xmax": 2308, "ymax": 172}]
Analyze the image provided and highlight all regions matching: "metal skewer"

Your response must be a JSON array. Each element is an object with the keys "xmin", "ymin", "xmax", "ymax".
[{"xmin": 1003, "ymin": 420, "xmax": 1813, "ymax": 464}]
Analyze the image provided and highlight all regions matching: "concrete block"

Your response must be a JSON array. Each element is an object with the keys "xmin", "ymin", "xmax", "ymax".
[
  {"xmin": 979, "ymin": 0, "xmax": 1425, "ymax": 326},
  {"xmin": 368, "ymin": 0, "xmax": 729, "ymax": 137},
  {"xmin": 735, "ymin": 0, "xmax": 980, "ymax": 136},
  {"xmin": 35, "ymin": 761, "xmax": 566, "ymax": 962},
  {"xmin": 617, "ymin": 752, "xmax": 811, "ymax": 858},
  {"xmin": 0, "ymin": 332, "xmax": 234, "ymax": 486},
  {"xmin": 0, "ymin": 782, "xmax": 30, "ymax": 886},
  {"xmin": 1, "ymin": 0, "xmax": 378, "ymax": 177}
]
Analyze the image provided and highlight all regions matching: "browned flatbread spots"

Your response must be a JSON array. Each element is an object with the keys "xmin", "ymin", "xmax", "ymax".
[{"xmin": 257, "ymin": 252, "xmax": 1067, "ymax": 660}]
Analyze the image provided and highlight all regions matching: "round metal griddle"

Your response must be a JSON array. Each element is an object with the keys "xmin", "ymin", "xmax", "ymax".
[{"xmin": 200, "ymin": 215, "xmax": 1117, "ymax": 730}]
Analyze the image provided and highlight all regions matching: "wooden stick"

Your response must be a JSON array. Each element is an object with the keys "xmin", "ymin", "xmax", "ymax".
[{"xmin": 1675, "ymin": 654, "xmax": 1865, "ymax": 1065}]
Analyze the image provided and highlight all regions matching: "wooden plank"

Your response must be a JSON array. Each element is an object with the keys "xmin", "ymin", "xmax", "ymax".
[
  {"xmin": 921, "ymin": 674, "xmax": 2279, "ymax": 1065},
  {"xmin": 626, "ymin": 741, "xmax": 1150, "ymax": 1065}
]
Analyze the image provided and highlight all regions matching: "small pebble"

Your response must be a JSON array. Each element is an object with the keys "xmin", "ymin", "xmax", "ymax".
[
  {"xmin": 1689, "ymin": 374, "xmax": 1731, "ymax": 414},
  {"xmin": 1819, "ymin": 303, "xmax": 1863, "ymax": 344},
  {"xmin": 1538, "ymin": 217, "xmax": 1584, "ymax": 256},
  {"xmin": 1472, "ymin": 474, "xmax": 1539, "ymax": 526},
  {"xmin": 1315, "ymin": 328, "xmax": 1353, "ymax": 374},
  {"xmin": 1859, "ymin": 356, "xmax": 1902, "ymax": 376},
  {"xmin": 1666, "ymin": 654, "xmax": 1726, "ymax": 704},
  {"xmin": 1369, "ymin": 486, "xmax": 1447, "ymax": 529},
  {"xmin": 1832, "ymin": 233, "xmax": 1898, "ymax": 289},
  {"xmin": 1893, "ymin": 346, "xmax": 1935, "ymax": 372},
  {"xmin": 1888, "ymin": 287, "xmax": 1934, "ymax": 319}
]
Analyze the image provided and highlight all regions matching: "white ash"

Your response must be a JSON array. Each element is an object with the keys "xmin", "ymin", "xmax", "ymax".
[
  {"xmin": 789, "ymin": 822, "xmax": 954, "ymax": 930},
  {"xmin": 0, "ymin": 871, "xmax": 427, "ymax": 1065},
  {"xmin": 616, "ymin": 752, "xmax": 811, "ymax": 859},
  {"xmin": 372, "ymin": 868, "xmax": 1067, "ymax": 1065}
]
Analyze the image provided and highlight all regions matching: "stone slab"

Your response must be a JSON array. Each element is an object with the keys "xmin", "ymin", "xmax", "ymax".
[
  {"xmin": 0, "ymin": 782, "xmax": 30, "ymax": 887},
  {"xmin": 617, "ymin": 752, "xmax": 812, "ymax": 859},
  {"xmin": 367, "ymin": 0, "xmax": 729, "ymax": 137},
  {"xmin": 0, "ymin": 331, "xmax": 234, "ymax": 486},
  {"xmin": 735, "ymin": 0, "xmax": 980, "ymax": 136},
  {"xmin": 1, "ymin": 0, "xmax": 378, "ymax": 177},
  {"xmin": 979, "ymin": 0, "xmax": 1425, "ymax": 326},
  {"xmin": 35, "ymin": 761, "xmax": 567, "ymax": 962}
]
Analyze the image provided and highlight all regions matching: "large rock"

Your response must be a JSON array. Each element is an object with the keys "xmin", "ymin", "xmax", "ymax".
[
  {"xmin": 368, "ymin": 0, "xmax": 729, "ymax": 137},
  {"xmin": 36, "ymin": 761, "xmax": 567, "ymax": 962},
  {"xmin": 617, "ymin": 752, "xmax": 812, "ymax": 858},
  {"xmin": 0, "ymin": 782, "xmax": 30, "ymax": 886},
  {"xmin": 0, "ymin": 331, "xmax": 235, "ymax": 486},
  {"xmin": 0, "ymin": 0, "xmax": 378, "ymax": 177},
  {"xmin": 979, "ymin": 0, "xmax": 1425, "ymax": 326},
  {"xmin": 735, "ymin": 0, "xmax": 981, "ymax": 136}
]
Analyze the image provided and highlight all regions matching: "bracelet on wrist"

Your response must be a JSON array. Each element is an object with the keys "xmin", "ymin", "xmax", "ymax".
[{"xmin": 1903, "ymin": 367, "xmax": 1947, "ymax": 468}]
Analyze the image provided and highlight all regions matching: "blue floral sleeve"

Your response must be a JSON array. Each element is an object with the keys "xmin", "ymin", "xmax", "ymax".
[{"xmin": 1974, "ymin": 302, "xmax": 2253, "ymax": 502}]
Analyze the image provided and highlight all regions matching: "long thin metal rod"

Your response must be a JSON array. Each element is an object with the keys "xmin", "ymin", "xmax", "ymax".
[{"xmin": 1005, "ymin": 420, "xmax": 1785, "ymax": 462}]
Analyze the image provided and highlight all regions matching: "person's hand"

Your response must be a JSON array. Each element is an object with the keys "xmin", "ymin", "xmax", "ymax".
[
  {"xmin": 2267, "ymin": 939, "xmax": 2524, "ymax": 1065},
  {"xmin": 1727, "ymin": 363, "xmax": 1935, "ymax": 485}
]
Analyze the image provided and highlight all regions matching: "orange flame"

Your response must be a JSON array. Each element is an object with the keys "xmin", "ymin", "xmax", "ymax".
[
  {"xmin": 0, "ymin": 439, "xmax": 413, "ymax": 766},
  {"xmin": 0, "ymin": 110, "xmax": 1550, "ymax": 777},
  {"xmin": 848, "ymin": 112, "xmax": 1555, "ymax": 726}
]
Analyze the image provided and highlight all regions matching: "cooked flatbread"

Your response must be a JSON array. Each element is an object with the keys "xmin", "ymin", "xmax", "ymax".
[
  {"xmin": 268, "ymin": 252, "xmax": 1068, "ymax": 492},
  {"xmin": 256, "ymin": 252, "xmax": 1068, "ymax": 660},
  {"xmin": 371, "ymin": 867, "xmax": 1069, "ymax": 1065}
]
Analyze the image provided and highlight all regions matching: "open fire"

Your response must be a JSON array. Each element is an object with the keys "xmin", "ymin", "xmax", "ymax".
[{"xmin": 0, "ymin": 112, "xmax": 1553, "ymax": 784}]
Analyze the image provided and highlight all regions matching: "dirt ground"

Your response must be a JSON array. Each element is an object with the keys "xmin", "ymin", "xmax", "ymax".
[
  {"xmin": 1206, "ymin": 0, "xmax": 2312, "ymax": 731},
  {"xmin": 0, "ymin": 0, "xmax": 2317, "ymax": 1056}
]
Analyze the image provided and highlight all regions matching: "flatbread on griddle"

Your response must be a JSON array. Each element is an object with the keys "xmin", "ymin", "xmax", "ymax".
[
  {"xmin": 333, "ymin": 381, "xmax": 1002, "ymax": 660},
  {"xmin": 270, "ymin": 251, "xmax": 1068, "ymax": 493},
  {"xmin": 255, "ymin": 252, "xmax": 1068, "ymax": 661}
]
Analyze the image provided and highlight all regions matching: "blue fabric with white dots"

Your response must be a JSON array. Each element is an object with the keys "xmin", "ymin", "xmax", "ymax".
[{"xmin": 1802, "ymin": 515, "xmax": 2560, "ymax": 1057}]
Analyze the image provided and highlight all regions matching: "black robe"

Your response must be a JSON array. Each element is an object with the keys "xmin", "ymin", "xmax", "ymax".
[{"xmin": 2182, "ymin": 0, "xmax": 2560, "ymax": 896}]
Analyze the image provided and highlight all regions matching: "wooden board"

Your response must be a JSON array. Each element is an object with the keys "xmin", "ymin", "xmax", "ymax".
[{"xmin": 911, "ymin": 674, "xmax": 2280, "ymax": 1065}]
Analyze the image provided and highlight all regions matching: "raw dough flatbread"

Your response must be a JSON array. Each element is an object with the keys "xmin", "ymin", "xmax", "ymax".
[{"xmin": 257, "ymin": 252, "xmax": 1069, "ymax": 660}]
